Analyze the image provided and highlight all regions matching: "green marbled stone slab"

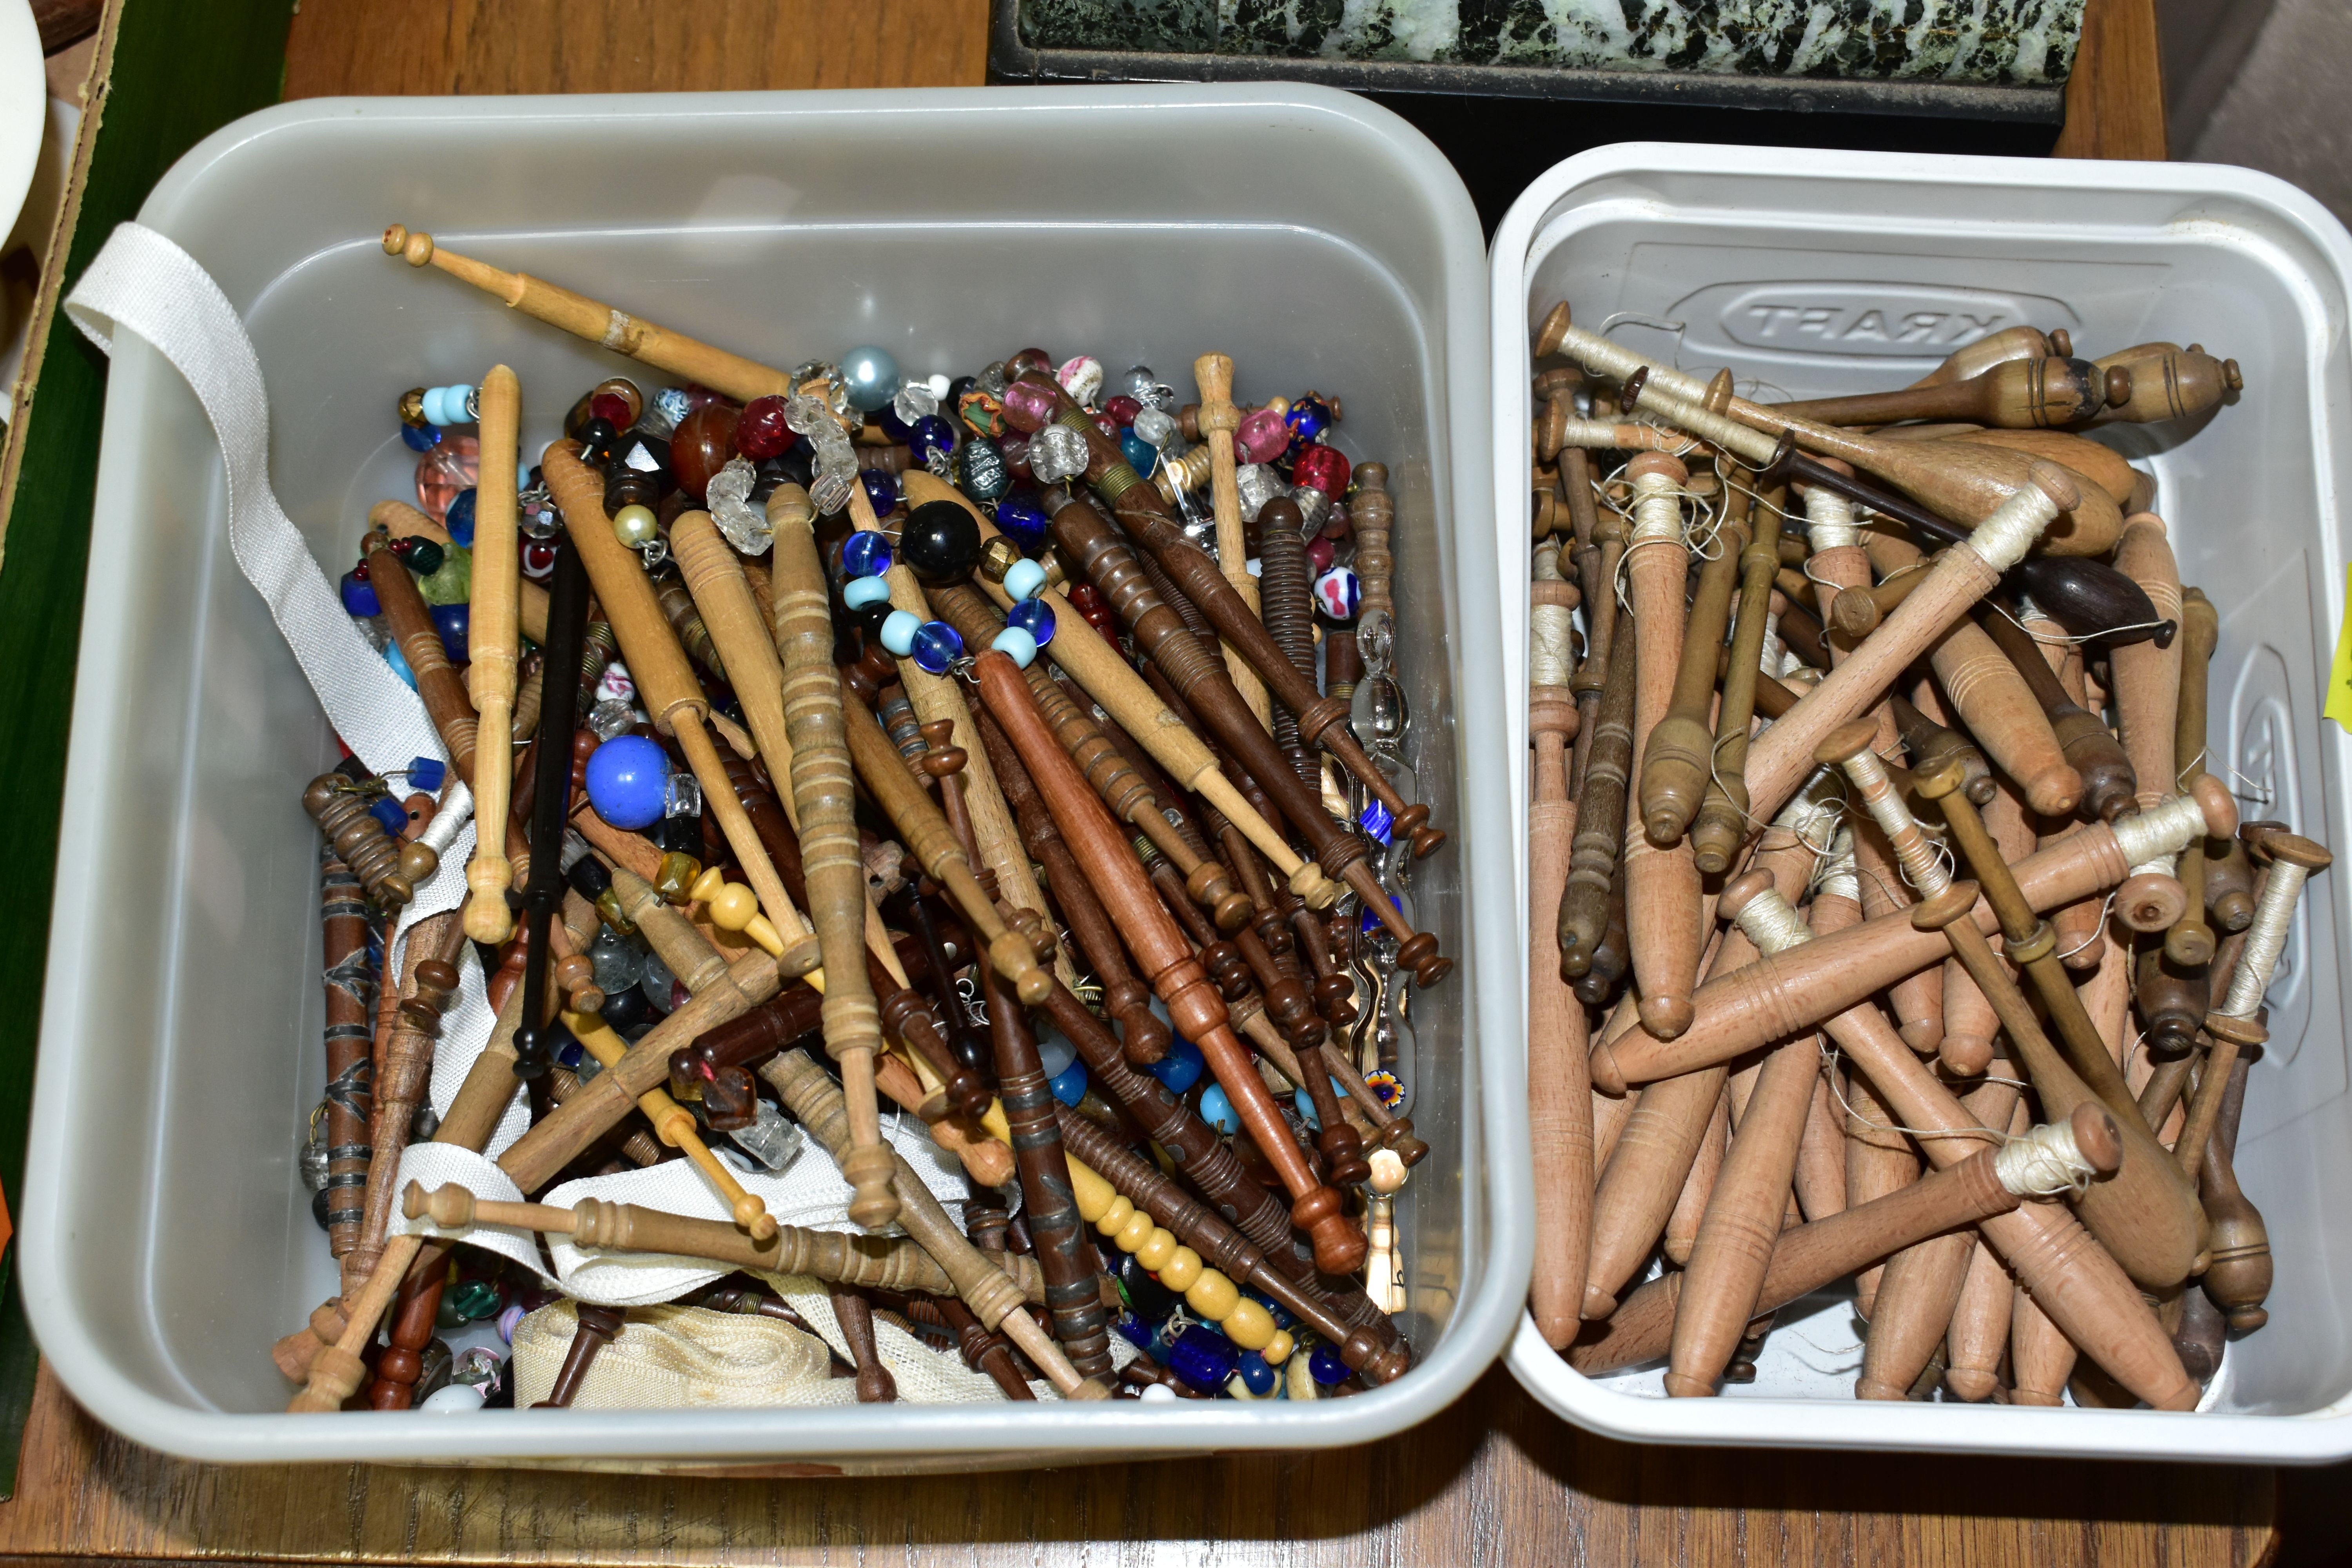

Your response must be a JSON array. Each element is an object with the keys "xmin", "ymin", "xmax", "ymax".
[{"xmin": 1021, "ymin": 0, "xmax": 2084, "ymax": 83}]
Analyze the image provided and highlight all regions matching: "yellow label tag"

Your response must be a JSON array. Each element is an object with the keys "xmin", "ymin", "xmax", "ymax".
[{"xmin": 2328, "ymin": 562, "xmax": 2352, "ymax": 731}]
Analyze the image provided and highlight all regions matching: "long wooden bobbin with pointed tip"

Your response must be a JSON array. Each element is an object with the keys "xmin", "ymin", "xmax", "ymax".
[
  {"xmin": 1192, "ymin": 352, "xmax": 1272, "ymax": 729},
  {"xmin": 971, "ymin": 649, "xmax": 1366, "ymax": 1275},
  {"xmin": 2168, "ymin": 587, "xmax": 2222, "ymax": 968},
  {"xmin": 1639, "ymin": 468, "xmax": 1748, "ymax": 848},
  {"xmin": 901, "ymin": 472, "xmax": 1338, "ymax": 913},
  {"xmin": 1619, "ymin": 451, "xmax": 1704, "ymax": 1038},
  {"xmin": 768, "ymin": 479, "xmax": 898, "ymax": 1232},
  {"xmin": 1979, "ymin": 606, "xmax": 2137, "ymax": 822},
  {"xmin": 1528, "ymin": 542, "xmax": 1592, "ymax": 1348},
  {"xmin": 383, "ymin": 226, "xmax": 791, "ymax": 404},
  {"xmin": 462, "ymin": 365, "xmax": 522, "ymax": 944},
  {"xmin": 1768, "ymin": 356, "xmax": 2110, "ymax": 430},
  {"xmin": 1558, "ymin": 603, "xmax": 1637, "ymax": 979}
]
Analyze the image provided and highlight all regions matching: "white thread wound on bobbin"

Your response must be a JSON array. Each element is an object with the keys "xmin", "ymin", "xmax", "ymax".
[
  {"xmin": 1626, "ymin": 469, "xmax": 1687, "ymax": 550},
  {"xmin": 2219, "ymin": 861, "xmax": 2308, "ymax": 1018},
  {"xmin": 1964, "ymin": 481, "xmax": 2063, "ymax": 574},
  {"xmin": 2111, "ymin": 792, "xmax": 2208, "ymax": 867},
  {"xmin": 1813, "ymin": 826, "xmax": 1860, "ymax": 904},
  {"xmin": 1803, "ymin": 486, "xmax": 1858, "ymax": 552},
  {"xmin": 1993, "ymin": 1117, "xmax": 2099, "ymax": 1198},
  {"xmin": 1530, "ymin": 540, "xmax": 1575, "ymax": 688},
  {"xmin": 1730, "ymin": 886, "xmax": 1813, "ymax": 956}
]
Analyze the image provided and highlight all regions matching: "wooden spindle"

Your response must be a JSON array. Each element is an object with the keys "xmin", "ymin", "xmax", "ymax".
[
  {"xmin": 317, "ymin": 848, "xmax": 376, "ymax": 1262},
  {"xmin": 2091, "ymin": 341, "xmax": 2241, "ymax": 426},
  {"xmin": 1926, "ymin": 617, "xmax": 2082, "ymax": 816},
  {"xmin": 462, "ymin": 365, "xmax": 522, "ymax": 944},
  {"xmin": 1192, "ymin": 352, "xmax": 1273, "ymax": 728},
  {"xmin": 1619, "ymin": 452, "xmax": 1704, "ymax": 1038},
  {"xmin": 342, "ymin": 915, "xmax": 461, "ymax": 1297},
  {"xmin": 1979, "ymin": 606, "xmax": 2136, "ymax": 822},
  {"xmin": 1767, "ymin": 356, "xmax": 2109, "ymax": 430},
  {"xmin": 1529, "ymin": 544, "xmax": 1592, "ymax": 1347}
]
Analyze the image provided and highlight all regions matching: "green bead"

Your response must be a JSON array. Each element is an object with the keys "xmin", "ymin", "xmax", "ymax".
[
  {"xmin": 417, "ymin": 543, "xmax": 472, "ymax": 606},
  {"xmin": 448, "ymin": 1278, "xmax": 503, "ymax": 1321}
]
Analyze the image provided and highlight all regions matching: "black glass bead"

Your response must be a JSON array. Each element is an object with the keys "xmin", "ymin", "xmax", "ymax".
[
  {"xmin": 577, "ymin": 416, "xmax": 620, "ymax": 467},
  {"xmin": 608, "ymin": 432, "xmax": 673, "ymax": 489},
  {"xmin": 310, "ymin": 1187, "xmax": 332, "ymax": 1231},
  {"xmin": 1117, "ymin": 1250, "xmax": 1178, "ymax": 1321},
  {"xmin": 597, "ymin": 982, "xmax": 652, "ymax": 1034},
  {"xmin": 564, "ymin": 855, "xmax": 612, "ymax": 902},
  {"xmin": 947, "ymin": 374, "xmax": 978, "ymax": 407},
  {"xmin": 654, "ymin": 815, "xmax": 704, "ymax": 857},
  {"xmin": 899, "ymin": 499, "xmax": 982, "ymax": 583}
]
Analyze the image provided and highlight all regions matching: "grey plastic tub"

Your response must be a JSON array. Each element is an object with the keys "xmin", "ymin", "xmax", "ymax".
[{"xmin": 21, "ymin": 84, "xmax": 1526, "ymax": 1468}]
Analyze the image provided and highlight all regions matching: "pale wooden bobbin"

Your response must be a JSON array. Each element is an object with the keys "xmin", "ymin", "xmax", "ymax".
[
  {"xmin": 463, "ymin": 364, "xmax": 523, "ymax": 944},
  {"xmin": 560, "ymin": 1007, "xmax": 775, "ymax": 1239},
  {"xmin": 1192, "ymin": 352, "xmax": 1271, "ymax": 728},
  {"xmin": 1619, "ymin": 450, "xmax": 1704, "ymax": 1039},
  {"xmin": 383, "ymin": 226, "xmax": 791, "ymax": 404}
]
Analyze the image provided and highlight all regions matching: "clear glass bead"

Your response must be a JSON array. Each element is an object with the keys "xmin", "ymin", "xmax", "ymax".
[
  {"xmin": 587, "ymin": 698, "xmax": 637, "ymax": 742},
  {"xmin": 784, "ymin": 393, "xmax": 837, "ymax": 438},
  {"xmin": 978, "ymin": 361, "xmax": 1009, "ymax": 397},
  {"xmin": 1132, "ymin": 407, "xmax": 1178, "ymax": 448},
  {"xmin": 706, "ymin": 456, "xmax": 771, "ymax": 554},
  {"xmin": 1028, "ymin": 423, "xmax": 1090, "ymax": 485},
  {"xmin": 1236, "ymin": 463, "xmax": 1284, "ymax": 521},
  {"xmin": 639, "ymin": 951, "xmax": 677, "ymax": 1014},
  {"xmin": 588, "ymin": 929, "xmax": 646, "ymax": 995},
  {"xmin": 892, "ymin": 382, "xmax": 939, "ymax": 424},
  {"xmin": 664, "ymin": 771, "xmax": 702, "ymax": 818}
]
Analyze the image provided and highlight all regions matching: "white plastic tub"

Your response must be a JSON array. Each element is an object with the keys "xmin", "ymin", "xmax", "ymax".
[
  {"xmin": 21, "ymin": 83, "xmax": 1528, "ymax": 1468},
  {"xmin": 1492, "ymin": 145, "xmax": 2352, "ymax": 1461}
]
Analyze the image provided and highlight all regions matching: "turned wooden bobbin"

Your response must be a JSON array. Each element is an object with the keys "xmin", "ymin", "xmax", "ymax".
[{"xmin": 462, "ymin": 364, "xmax": 523, "ymax": 944}]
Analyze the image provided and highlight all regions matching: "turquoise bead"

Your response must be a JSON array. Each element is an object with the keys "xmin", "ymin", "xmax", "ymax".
[
  {"xmin": 991, "ymin": 626, "xmax": 1038, "ymax": 668},
  {"xmin": 1199, "ymin": 1082, "xmax": 1238, "ymax": 1135},
  {"xmin": 1002, "ymin": 559, "xmax": 1048, "ymax": 601},
  {"xmin": 844, "ymin": 576, "xmax": 894, "ymax": 612},
  {"xmin": 879, "ymin": 610, "xmax": 922, "ymax": 656}
]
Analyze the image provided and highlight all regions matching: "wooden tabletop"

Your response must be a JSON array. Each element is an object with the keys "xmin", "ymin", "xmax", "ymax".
[{"xmin": 0, "ymin": 0, "xmax": 2230, "ymax": 1563}]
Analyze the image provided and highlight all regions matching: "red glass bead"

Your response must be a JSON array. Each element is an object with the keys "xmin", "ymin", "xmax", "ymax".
[
  {"xmin": 1307, "ymin": 534, "xmax": 1336, "ymax": 575},
  {"xmin": 1322, "ymin": 499, "xmax": 1353, "ymax": 541},
  {"xmin": 520, "ymin": 538, "xmax": 558, "ymax": 581},
  {"xmin": 735, "ymin": 395, "xmax": 793, "ymax": 460},
  {"xmin": 1234, "ymin": 408, "xmax": 1288, "ymax": 465},
  {"xmin": 350, "ymin": 559, "xmax": 371, "ymax": 581},
  {"xmin": 670, "ymin": 402, "xmax": 740, "ymax": 499},
  {"xmin": 1067, "ymin": 580, "xmax": 1118, "ymax": 641},
  {"xmin": 1000, "ymin": 430, "xmax": 1034, "ymax": 483},
  {"xmin": 1293, "ymin": 443, "xmax": 1351, "ymax": 498},
  {"xmin": 1005, "ymin": 348, "xmax": 1054, "ymax": 382},
  {"xmin": 1104, "ymin": 394, "xmax": 1142, "ymax": 428},
  {"xmin": 1093, "ymin": 411, "xmax": 1121, "ymax": 440},
  {"xmin": 590, "ymin": 392, "xmax": 632, "ymax": 430}
]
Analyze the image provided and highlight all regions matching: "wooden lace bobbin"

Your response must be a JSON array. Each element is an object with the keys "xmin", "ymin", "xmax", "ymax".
[
  {"xmin": 1663, "ymin": 870, "xmax": 1840, "ymax": 1395},
  {"xmin": 1945, "ymin": 1241, "xmax": 2017, "ymax": 1401},
  {"xmin": 1793, "ymin": 1067, "xmax": 1849, "ymax": 1223},
  {"xmin": 924, "ymin": 579, "xmax": 1248, "ymax": 940},
  {"xmin": 1845, "ymin": 787, "xmax": 1954, "ymax": 1065},
  {"xmin": 1192, "ymin": 352, "xmax": 1272, "ymax": 729},
  {"xmin": 1256, "ymin": 497, "xmax": 1328, "ymax": 793},
  {"xmin": 1570, "ymin": 505, "xmax": 1624, "ymax": 802},
  {"xmin": 1662, "ymin": 1085, "xmax": 1731, "ymax": 1268},
  {"xmin": 2200, "ymin": 1051, "xmax": 2271, "ymax": 1332},
  {"xmin": 1617, "ymin": 450, "xmax": 1704, "ymax": 1038},
  {"xmin": 303, "ymin": 771, "xmax": 422, "ymax": 912},
  {"xmin": 1528, "ymin": 573, "xmax": 1593, "ymax": 1347},
  {"xmin": 1018, "ymin": 375, "xmax": 1436, "ymax": 856},
  {"xmin": 1979, "ymin": 605, "xmax": 2138, "ymax": 823},
  {"xmin": 2111, "ymin": 511, "xmax": 2189, "ymax": 886},
  {"xmin": 1926, "ymin": 616, "xmax": 2083, "ymax": 817},
  {"xmin": 1896, "ymin": 762, "xmax": 2210, "ymax": 1289},
  {"xmin": 902, "ymin": 473, "xmax": 1336, "ymax": 915},
  {"xmin": 1569, "ymin": 1099, "xmax": 2121, "ymax": 1379},
  {"xmin": 531, "ymin": 1303, "xmax": 626, "ymax": 1409},
  {"xmin": 758, "ymin": 1047, "xmax": 1107, "ymax": 1400},
  {"xmin": 1582, "ymin": 818, "xmax": 1820, "ymax": 1318},
  {"xmin": 557, "ymin": 1006, "xmax": 777, "ymax": 1238},
  {"xmin": 970, "ymin": 713, "xmax": 1169, "ymax": 1065},
  {"xmin": 383, "ymin": 227, "xmax": 789, "ymax": 403},
  {"xmin": 544, "ymin": 442, "xmax": 818, "ymax": 976},
  {"xmin": 1056, "ymin": 1107, "xmax": 1408, "ymax": 1384},
  {"xmin": 1856, "ymin": 1220, "xmax": 1979, "ymax": 1402},
  {"xmin": 2089, "ymin": 341, "xmax": 2243, "ymax": 426},
  {"xmin": 1691, "ymin": 477, "xmax": 1782, "ymax": 873},
  {"xmin": 2167, "ymin": 587, "xmax": 2223, "ymax": 970},
  {"xmin": 2009, "ymin": 1279, "xmax": 2076, "ymax": 1405},
  {"xmin": 1636, "ymin": 470, "xmax": 1746, "ymax": 846},
  {"xmin": 400, "ymin": 1183, "xmax": 1027, "ymax": 1303},
  {"xmin": 1907, "ymin": 325, "xmax": 2063, "ymax": 390},
  {"xmin": 1556, "ymin": 311, "xmax": 2116, "ymax": 557},
  {"xmin": 341, "ymin": 915, "xmax": 463, "ymax": 1299},
  {"xmin": 1827, "ymin": 558, "xmax": 1927, "ymax": 641},
  {"xmin": 1040, "ymin": 488, "xmax": 1444, "ymax": 982},
  {"xmin": 462, "ymin": 365, "xmax": 523, "ymax": 944},
  {"xmin": 737, "ymin": 478, "xmax": 896, "ymax": 1232},
  {"xmin": 826, "ymin": 1287, "xmax": 896, "ymax": 1403},
  {"xmin": 869, "ymin": 1289, "xmax": 1033, "ymax": 1401},
  {"xmin": 317, "ymin": 848, "xmax": 376, "ymax": 1261},
  {"xmin": 2207, "ymin": 831, "xmax": 2258, "ymax": 934},
  {"xmin": 364, "ymin": 534, "xmax": 479, "ymax": 797},
  {"xmin": 971, "ymin": 650, "xmax": 1366, "ymax": 1275},
  {"xmin": 1768, "ymin": 355, "xmax": 2110, "ymax": 430},
  {"xmin": 1587, "ymin": 782, "xmax": 2234, "ymax": 1091}
]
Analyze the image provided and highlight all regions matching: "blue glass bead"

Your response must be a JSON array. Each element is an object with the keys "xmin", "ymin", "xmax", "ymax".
[
  {"xmin": 991, "ymin": 626, "xmax": 1037, "ymax": 669},
  {"xmin": 1198, "ymin": 1082, "xmax": 1239, "ymax": 1135},
  {"xmin": 431, "ymin": 602, "xmax": 470, "ymax": 662},
  {"xmin": 879, "ymin": 610, "xmax": 922, "ymax": 657},
  {"xmin": 1293, "ymin": 1077, "xmax": 1348, "ymax": 1132},
  {"xmin": 400, "ymin": 422, "xmax": 442, "ymax": 452},
  {"xmin": 368, "ymin": 795, "xmax": 408, "ymax": 836},
  {"xmin": 840, "ymin": 531, "xmax": 893, "ymax": 579},
  {"xmin": 872, "ymin": 404, "xmax": 917, "ymax": 444},
  {"xmin": 384, "ymin": 637, "xmax": 417, "ymax": 690},
  {"xmin": 584, "ymin": 734, "xmax": 671, "ymax": 831},
  {"xmin": 1049, "ymin": 1060, "xmax": 1089, "ymax": 1107},
  {"xmin": 1168, "ymin": 1325, "xmax": 1240, "ymax": 1394},
  {"xmin": 1313, "ymin": 566, "xmax": 1362, "ymax": 620},
  {"xmin": 1002, "ymin": 559, "xmax": 1048, "ymax": 603},
  {"xmin": 409, "ymin": 757, "xmax": 446, "ymax": 793},
  {"xmin": 909, "ymin": 414, "xmax": 958, "ymax": 464},
  {"xmin": 840, "ymin": 345, "xmax": 902, "ymax": 412},
  {"xmin": 1309, "ymin": 1344, "xmax": 1348, "ymax": 1385},
  {"xmin": 1006, "ymin": 596, "xmax": 1055, "ymax": 646},
  {"xmin": 995, "ymin": 488, "xmax": 1049, "ymax": 554},
  {"xmin": 859, "ymin": 468, "xmax": 901, "ymax": 517},
  {"xmin": 1360, "ymin": 893, "xmax": 1404, "ymax": 934},
  {"xmin": 843, "ymin": 575, "xmax": 894, "ymax": 613},
  {"xmin": 445, "ymin": 488, "xmax": 477, "ymax": 548},
  {"xmin": 1359, "ymin": 798, "xmax": 1394, "ymax": 846},
  {"xmin": 1284, "ymin": 394, "xmax": 1334, "ymax": 452},
  {"xmin": 1233, "ymin": 1352, "xmax": 1277, "ymax": 1397},
  {"xmin": 911, "ymin": 619, "xmax": 966, "ymax": 676},
  {"xmin": 1114, "ymin": 1310, "xmax": 1159, "ymax": 1352},
  {"xmin": 1120, "ymin": 430, "xmax": 1158, "ymax": 475},
  {"xmin": 1149, "ymin": 1034, "xmax": 1204, "ymax": 1094},
  {"xmin": 339, "ymin": 568, "xmax": 380, "ymax": 617}
]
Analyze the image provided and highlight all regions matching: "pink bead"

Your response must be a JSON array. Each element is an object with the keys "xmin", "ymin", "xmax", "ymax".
[
  {"xmin": 1292, "ymin": 443, "xmax": 1351, "ymax": 498},
  {"xmin": 1003, "ymin": 380, "xmax": 1059, "ymax": 434},
  {"xmin": 1235, "ymin": 408, "xmax": 1288, "ymax": 465},
  {"xmin": 415, "ymin": 435, "xmax": 479, "ymax": 521}
]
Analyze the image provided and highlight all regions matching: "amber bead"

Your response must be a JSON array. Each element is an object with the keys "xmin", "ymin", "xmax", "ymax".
[{"xmin": 670, "ymin": 402, "xmax": 741, "ymax": 500}]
